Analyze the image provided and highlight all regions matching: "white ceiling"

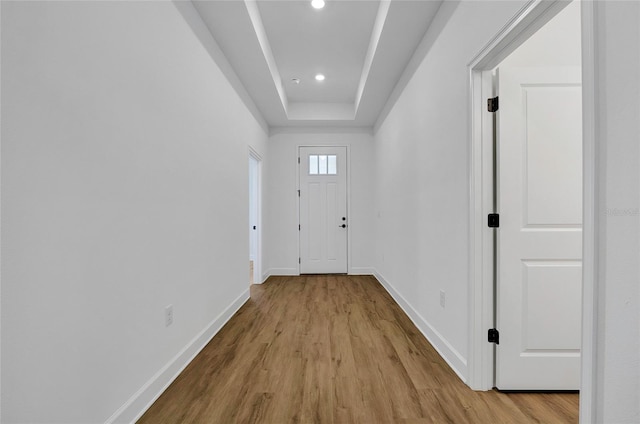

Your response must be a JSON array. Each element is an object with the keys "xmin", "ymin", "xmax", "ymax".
[{"xmin": 192, "ymin": 0, "xmax": 443, "ymax": 128}]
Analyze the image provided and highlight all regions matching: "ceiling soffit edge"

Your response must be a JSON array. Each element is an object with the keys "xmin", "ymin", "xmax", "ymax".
[
  {"xmin": 244, "ymin": 0, "xmax": 289, "ymax": 114},
  {"xmin": 269, "ymin": 126, "xmax": 374, "ymax": 137},
  {"xmin": 354, "ymin": 0, "xmax": 391, "ymax": 114}
]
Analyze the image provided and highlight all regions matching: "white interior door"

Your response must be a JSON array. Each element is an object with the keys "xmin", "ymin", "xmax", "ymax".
[
  {"xmin": 496, "ymin": 66, "xmax": 582, "ymax": 390},
  {"xmin": 299, "ymin": 146, "xmax": 347, "ymax": 274},
  {"xmin": 249, "ymin": 154, "xmax": 259, "ymax": 284}
]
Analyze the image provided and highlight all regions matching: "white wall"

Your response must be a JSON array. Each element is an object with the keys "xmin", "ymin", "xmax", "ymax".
[
  {"xmin": 265, "ymin": 129, "xmax": 375, "ymax": 277},
  {"xmin": 372, "ymin": 1, "xmax": 530, "ymax": 380},
  {"xmin": 592, "ymin": 2, "xmax": 640, "ymax": 422},
  {"xmin": 1, "ymin": 1, "xmax": 267, "ymax": 422}
]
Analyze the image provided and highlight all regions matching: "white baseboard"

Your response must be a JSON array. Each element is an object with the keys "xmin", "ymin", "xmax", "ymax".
[
  {"xmin": 264, "ymin": 268, "xmax": 298, "ymax": 278},
  {"xmin": 105, "ymin": 289, "xmax": 250, "ymax": 424},
  {"xmin": 349, "ymin": 267, "xmax": 375, "ymax": 275},
  {"xmin": 373, "ymin": 270, "xmax": 468, "ymax": 382},
  {"xmin": 258, "ymin": 274, "xmax": 269, "ymax": 284},
  {"xmin": 260, "ymin": 269, "xmax": 273, "ymax": 284},
  {"xmin": 260, "ymin": 268, "xmax": 374, "ymax": 281}
]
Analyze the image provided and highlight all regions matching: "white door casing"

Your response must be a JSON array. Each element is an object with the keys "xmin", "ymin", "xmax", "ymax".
[
  {"xmin": 496, "ymin": 66, "xmax": 582, "ymax": 390},
  {"xmin": 299, "ymin": 146, "xmax": 348, "ymax": 274}
]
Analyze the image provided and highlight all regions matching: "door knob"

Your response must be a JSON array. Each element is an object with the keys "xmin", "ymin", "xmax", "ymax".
[
  {"xmin": 339, "ymin": 224, "xmax": 347, "ymax": 228},
  {"xmin": 253, "ymin": 226, "xmax": 257, "ymax": 230}
]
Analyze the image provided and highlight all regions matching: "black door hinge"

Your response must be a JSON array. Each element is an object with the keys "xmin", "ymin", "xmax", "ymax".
[
  {"xmin": 488, "ymin": 213, "xmax": 499, "ymax": 228},
  {"xmin": 488, "ymin": 328, "xmax": 499, "ymax": 344},
  {"xmin": 298, "ymin": 224, "xmax": 301, "ymax": 231},
  {"xmin": 299, "ymin": 257, "xmax": 301, "ymax": 264},
  {"xmin": 488, "ymin": 96, "xmax": 499, "ymax": 112}
]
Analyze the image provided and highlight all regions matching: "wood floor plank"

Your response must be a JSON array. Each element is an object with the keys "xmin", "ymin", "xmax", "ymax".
[
  {"xmin": 138, "ymin": 275, "xmax": 578, "ymax": 423},
  {"xmin": 378, "ymin": 320, "xmax": 444, "ymax": 391}
]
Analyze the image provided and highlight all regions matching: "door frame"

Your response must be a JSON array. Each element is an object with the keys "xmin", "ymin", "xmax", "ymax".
[
  {"xmin": 466, "ymin": 0, "xmax": 597, "ymax": 421},
  {"xmin": 249, "ymin": 147, "xmax": 263, "ymax": 284},
  {"xmin": 296, "ymin": 144, "xmax": 351, "ymax": 275}
]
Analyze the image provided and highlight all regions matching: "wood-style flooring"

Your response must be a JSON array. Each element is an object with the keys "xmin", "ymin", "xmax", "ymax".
[{"xmin": 139, "ymin": 275, "xmax": 578, "ymax": 423}]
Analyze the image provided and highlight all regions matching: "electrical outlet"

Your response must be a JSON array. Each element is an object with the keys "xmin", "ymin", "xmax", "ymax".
[
  {"xmin": 439, "ymin": 290, "xmax": 446, "ymax": 308},
  {"xmin": 165, "ymin": 304, "xmax": 174, "ymax": 327}
]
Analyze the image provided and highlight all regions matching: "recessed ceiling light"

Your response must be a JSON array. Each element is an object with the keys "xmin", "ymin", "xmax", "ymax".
[
  {"xmin": 315, "ymin": 74, "xmax": 325, "ymax": 82},
  {"xmin": 311, "ymin": 0, "xmax": 325, "ymax": 9}
]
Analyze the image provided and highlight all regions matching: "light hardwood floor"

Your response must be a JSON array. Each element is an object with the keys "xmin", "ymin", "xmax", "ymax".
[{"xmin": 139, "ymin": 275, "xmax": 578, "ymax": 423}]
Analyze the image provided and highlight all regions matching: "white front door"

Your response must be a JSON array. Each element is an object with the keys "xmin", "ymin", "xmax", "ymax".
[
  {"xmin": 496, "ymin": 66, "xmax": 582, "ymax": 390},
  {"xmin": 299, "ymin": 146, "xmax": 348, "ymax": 274}
]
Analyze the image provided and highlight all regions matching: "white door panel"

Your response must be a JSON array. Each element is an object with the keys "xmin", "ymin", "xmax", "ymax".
[
  {"xmin": 299, "ymin": 146, "xmax": 347, "ymax": 274},
  {"xmin": 497, "ymin": 66, "xmax": 582, "ymax": 390}
]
